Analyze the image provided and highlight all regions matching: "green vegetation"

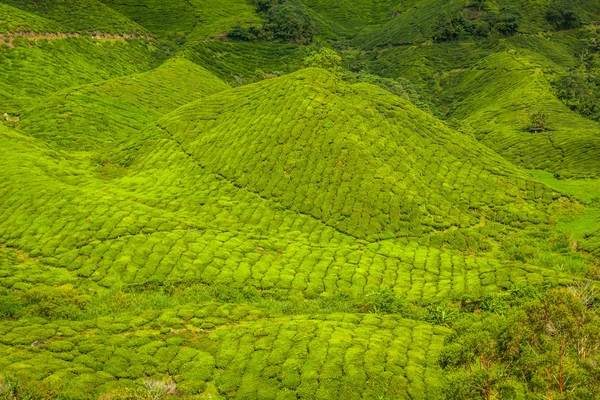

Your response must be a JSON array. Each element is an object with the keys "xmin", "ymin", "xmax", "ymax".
[
  {"xmin": 228, "ymin": 0, "xmax": 317, "ymax": 44},
  {"xmin": 16, "ymin": 58, "xmax": 229, "ymax": 150},
  {"xmin": 442, "ymin": 285, "xmax": 600, "ymax": 399},
  {"xmin": 1, "ymin": 0, "xmax": 146, "ymax": 34},
  {"xmin": 1, "ymin": 0, "xmax": 600, "ymax": 399}
]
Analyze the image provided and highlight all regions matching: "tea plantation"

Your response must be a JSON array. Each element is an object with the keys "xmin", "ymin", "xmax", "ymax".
[{"xmin": 1, "ymin": 0, "xmax": 600, "ymax": 399}]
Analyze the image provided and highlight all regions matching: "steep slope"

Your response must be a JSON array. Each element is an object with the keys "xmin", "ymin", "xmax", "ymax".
[
  {"xmin": 0, "ymin": 37, "xmax": 166, "ymax": 115},
  {"xmin": 182, "ymin": 41, "xmax": 311, "ymax": 84},
  {"xmin": 156, "ymin": 68, "xmax": 557, "ymax": 241},
  {"xmin": 0, "ymin": 0, "xmax": 147, "ymax": 35},
  {"xmin": 98, "ymin": 0, "xmax": 261, "ymax": 41},
  {"xmin": 353, "ymin": 0, "xmax": 600, "ymax": 48},
  {"xmin": 16, "ymin": 58, "xmax": 229, "ymax": 149},
  {"xmin": 0, "ymin": 67, "xmax": 579, "ymax": 398},
  {"xmin": 442, "ymin": 52, "xmax": 600, "ymax": 178},
  {"xmin": 0, "ymin": 122, "xmax": 567, "ymax": 302},
  {"xmin": 368, "ymin": 33, "xmax": 600, "ymax": 178},
  {"xmin": 0, "ymin": 3, "xmax": 62, "ymax": 34},
  {"xmin": 300, "ymin": 0, "xmax": 398, "ymax": 39}
]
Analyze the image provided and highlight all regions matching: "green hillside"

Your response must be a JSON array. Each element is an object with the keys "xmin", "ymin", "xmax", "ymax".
[
  {"xmin": 1, "ymin": 0, "xmax": 146, "ymax": 35},
  {"xmin": 0, "ymin": 3, "xmax": 63, "ymax": 34},
  {"xmin": 16, "ymin": 58, "xmax": 229, "ymax": 149},
  {"xmin": 1, "ymin": 0, "xmax": 600, "ymax": 399},
  {"xmin": 98, "ymin": 0, "xmax": 262, "ymax": 41},
  {"xmin": 156, "ymin": 68, "xmax": 557, "ymax": 240},
  {"xmin": 352, "ymin": 0, "xmax": 600, "ymax": 48},
  {"xmin": 368, "ymin": 33, "xmax": 600, "ymax": 178}
]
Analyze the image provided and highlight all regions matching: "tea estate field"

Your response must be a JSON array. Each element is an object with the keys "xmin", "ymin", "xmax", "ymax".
[{"xmin": 1, "ymin": 0, "xmax": 600, "ymax": 399}]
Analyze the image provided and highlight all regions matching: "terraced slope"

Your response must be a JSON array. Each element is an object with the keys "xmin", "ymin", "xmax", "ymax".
[
  {"xmin": 368, "ymin": 34, "xmax": 600, "ymax": 178},
  {"xmin": 443, "ymin": 52, "xmax": 600, "ymax": 179},
  {"xmin": 0, "ymin": 120, "xmax": 568, "ymax": 303},
  {"xmin": 0, "ymin": 3, "xmax": 62, "ymax": 34},
  {"xmin": 0, "ymin": 37, "xmax": 167, "ymax": 115},
  {"xmin": 15, "ymin": 58, "xmax": 229, "ymax": 149},
  {"xmin": 353, "ymin": 0, "xmax": 600, "ymax": 48},
  {"xmin": 0, "ymin": 96, "xmax": 573, "ymax": 398},
  {"xmin": 2, "ymin": 2, "xmax": 599, "ymax": 398},
  {"xmin": 155, "ymin": 68, "xmax": 557, "ymax": 240},
  {"xmin": 0, "ymin": 0, "xmax": 146, "ymax": 35},
  {"xmin": 0, "ymin": 300, "xmax": 449, "ymax": 399},
  {"xmin": 300, "ymin": 0, "xmax": 398, "ymax": 39},
  {"xmin": 98, "ymin": 0, "xmax": 261, "ymax": 41},
  {"xmin": 0, "ymin": 109, "xmax": 573, "ymax": 398},
  {"xmin": 182, "ymin": 42, "xmax": 311, "ymax": 84}
]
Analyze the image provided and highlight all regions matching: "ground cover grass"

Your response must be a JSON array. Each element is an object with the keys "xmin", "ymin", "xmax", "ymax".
[{"xmin": 528, "ymin": 169, "xmax": 600, "ymax": 264}]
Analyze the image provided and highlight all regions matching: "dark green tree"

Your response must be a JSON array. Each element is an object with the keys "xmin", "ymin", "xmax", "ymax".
[
  {"xmin": 433, "ymin": 14, "xmax": 471, "ymax": 42},
  {"xmin": 546, "ymin": 2, "xmax": 580, "ymax": 30},
  {"xmin": 495, "ymin": 8, "xmax": 519, "ymax": 36},
  {"xmin": 265, "ymin": 2, "xmax": 316, "ymax": 44}
]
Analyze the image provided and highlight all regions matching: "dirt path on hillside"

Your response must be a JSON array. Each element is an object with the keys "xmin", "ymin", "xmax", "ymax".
[{"xmin": 0, "ymin": 31, "xmax": 154, "ymax": 47}]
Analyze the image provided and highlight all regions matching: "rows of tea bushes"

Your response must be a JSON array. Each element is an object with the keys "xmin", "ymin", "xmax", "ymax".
[
  {"xmin": 0, "ymin": 305, "xmax": 448, "ymax": 399},
  {"xmin": 0, "ymin": 69, "xmax": 571, "ymax": 306},
  {"xmin": 16, "ymin": 58, "xmax": 228, "ymax": 150},
  {"xmin": 1, "ymin": 0, "xmax": 145, "ymax": 35},
  {"xmin": 100, "ymin": 0, "xmax": 261, "ymax": 42},
  {"xmin": 366, "ymin": 33, "xmax": 600, "ymax": 179},
  {"xmin": 183, "ymin": 42, "xmax": 310, "ymax": 84},
  {"xmin": 351, "ymin": 0, "xmax": 600, "ymax": 49},
  {"xmin": 161, "ymin": 69, "xmax": 560, "ymax": 241},
  {"xmin": 2, "ymin": 3, "xmax": 599, "ymax": 395},
  {"xmin": 0, "ymin": 37, "xmax": 166, "ymax": 115},
  {"xmin": 0, "ymin": 3, "xmax": 62, "ymax": 34}
]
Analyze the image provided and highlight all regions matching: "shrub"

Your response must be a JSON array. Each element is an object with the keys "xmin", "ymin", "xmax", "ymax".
[
  {"xmin": 470, "ymin": 0, "xmax": 488, "ymax": 11},
  {"xmin": 169, "ymin": 32, "xmax": 187, "ymax": 46},
  {"xmin": 495, "ymin": 8, "xmax": 520, "ymax": 36},
  {"xmin": 521, "ymin": 109, "xmax": 551, "ymax": 132},
  {"xmin": 303, "ymin": 48, "xmax": 342, "ymax": 73},
  {"xmin": 22, "ymin": 285, "xmax": 91, "ymax": 319},
  {"xmin": 253, "ymin": 0, "xmax": 285, "ymax": 14},
  {"xmin": 554, "ymin": 70, "xmax": 600, "ymax": 120},
  {"xmin": 229, "ymin": 1, "xmax": 315, "ymax": 44},
  {"xmin": 0, "ymin": 290, "xmax": 24, "ymax": 318},
  {"xmin": 227, "ymin": 25, "xmax": 261, "ymax": 41},
  {"xmin": 265, "ymin": 2, "xmax": 316, "ymax": 44},
  {"xmin": 433, "ymin": 14, "xmax": 471, "ymax": 42},
  {"xmin": 469, "ymin": 0, "xmax": 488, "ymax": 11}
]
